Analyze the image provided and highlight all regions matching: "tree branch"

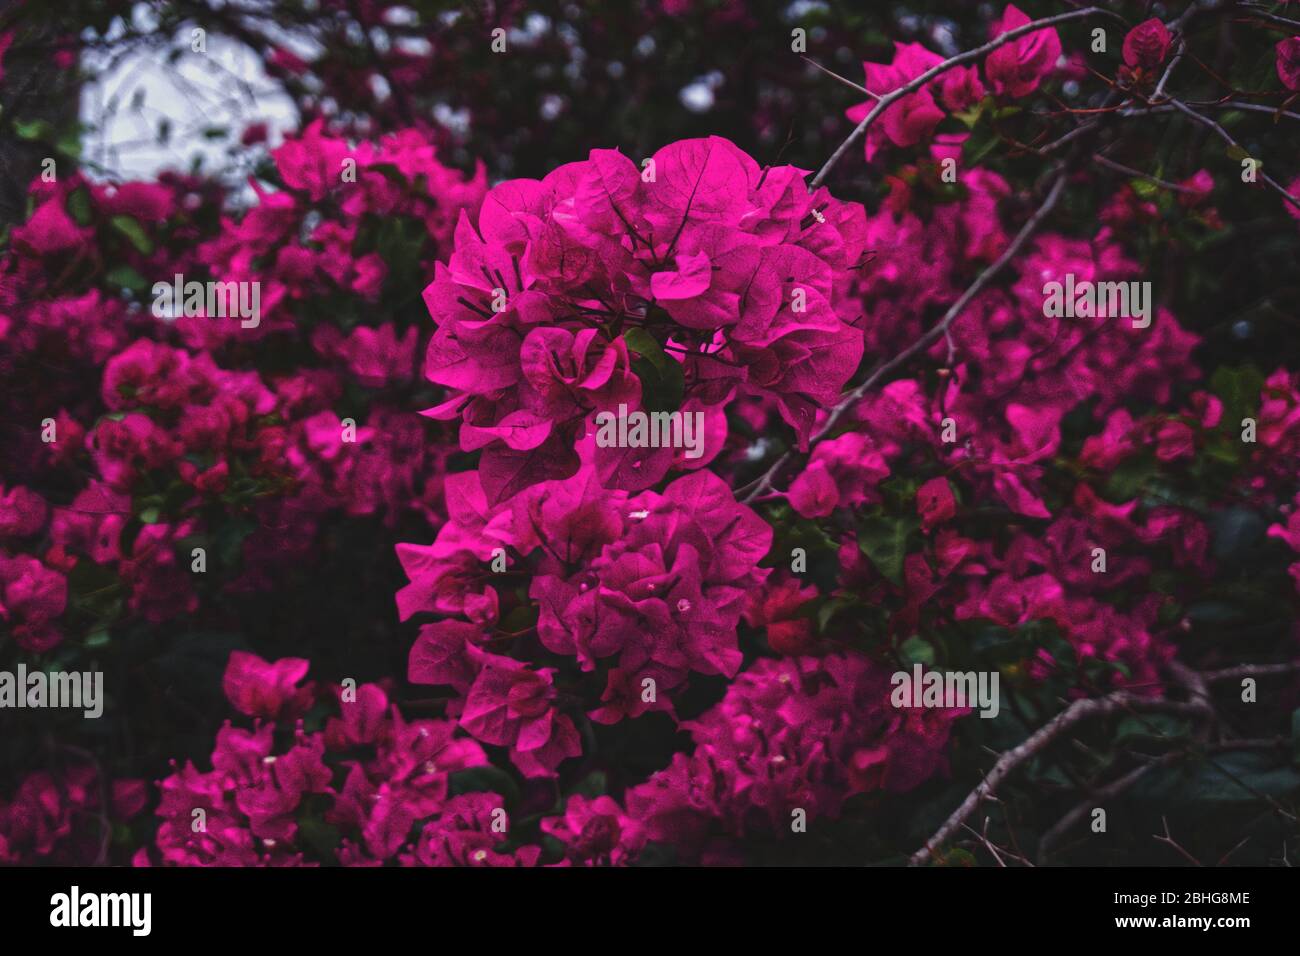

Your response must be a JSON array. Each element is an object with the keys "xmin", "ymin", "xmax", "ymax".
[
  {"xmin": 909, "ymin": 692, "xmax": 1205, "ymax": 867},
  {"xmin": 1201, "ymin": 660, "xmax": 1300, "ymax": 683},
  {"xmin": 809, "ymin": 6, "xmax": 1121, "ymax": 189}
]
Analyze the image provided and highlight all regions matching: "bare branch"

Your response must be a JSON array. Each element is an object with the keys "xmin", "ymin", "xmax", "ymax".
[
  {"xmin": 910, "ymin": 691, "xmax": 1205, "ymax": 866},
  {"xmin": 1201, "ymin": 661, "xmax": 1300, "ymax": 683}
]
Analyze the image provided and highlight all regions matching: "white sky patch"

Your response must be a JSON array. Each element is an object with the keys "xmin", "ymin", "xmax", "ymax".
[{"xmin": 79, "ymin": 6, "xmax": 302, "ymax": 186}]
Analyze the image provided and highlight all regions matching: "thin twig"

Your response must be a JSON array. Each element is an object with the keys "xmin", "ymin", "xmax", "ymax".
[
  {"xmin": 1123, "ymin": 100, "xmax": 1300, "ymax": 124},
  {"xmin": 1165, "ymin": 96, "xmax": 1300, "ymax": 212},
  {"xmin": 1092, "ymin": 154, "xmax": 1198, "ymax": 193},
  {"xmin": 1240, "ymin": 5, "xmax": 1300, "ymax": 31},
  {"xmin": 801, "ymin": 56, "xmax": 878, "ymax": 99},
  {"xmin": 1153, "ymin": 816, "xmax": 1203, "ymax": 866},
  {"xmin": 1152, "ymin": 39, "xmax": 1185, "ymax": 101}
]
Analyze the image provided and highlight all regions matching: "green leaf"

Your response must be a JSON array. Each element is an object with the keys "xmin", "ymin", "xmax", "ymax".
[
  {"xmin": 448, "ymin": 766, "xmax": 522, "ymax": 807},
  {"xmin": 67, "ymin": 188, "xmax": 92, "ymax": 226},
  {"xmin": 1134, "ymin": 752, "xmax": 1300, "ymax": 806},
  {"xmin": 13, "ymin": 118, "xmax": 54, "ymax": 141},
  {"xmin": 1225, "ymin": 144, "xmax": 1252, "ymax": 165},
  {"xmin": 297, "ymin": 814, "xmax": 342, "ymax": 860},
  {"xmin": 105, "ymin": 264, "xmax": 148, "ymax": 292},
  {"xmin": 365, "ymin": 162, "xmax": 409, "ymax": 185},
  {"xmin": 213, "ymin": 516, "xmax": 255, "ymax": 569},
  {"xmin": 623, "ymin": 327, "xmax": 668, "ymax": 371},
  {"xmin": 570, "ymin": 770, "xmax": 608, "ymax": 799},
  {"xmin": 1129, "ymin": 178, "xmax": 1158, "ymax": 200},
  {"xmin": 110, "ymin": 215, "xmax": 153, "ymax": 255},
  {"xmin": 56, "ymin": 130, "xmax": 82, "ymax": 159},
  {"xmin": 961, "ymin": 122, "xmax": 1000, "ymax": 167},
  {"xmin": 1115, "ymin": 714, "xmax": 1190, "ymax": 747},
  {"xmin": 953, "ymin": 99, "xmax": 986, "ymax": 129},
  {"xmin": 900, "ymin": 635, "xmax": 934, "ymax": 667},
  {"xmin": 1210, "ymin": 364, "xmax": 1263, "ymax": 427},
  {"xmin": 628, "ymin": 335, "xmax": 684, "ymax": 415},
  {"xmin": 1102, "ymin": 452, "xmax": 1156, "ymax": 500},
  {"xmin": 816, "ymin": 596, "xmax": 855, "ymax": 631},
  {"xmin": 66, "ymin": 560, "xmax": 122, "ymax": 620},
  {"xmin": 856, "ymin": 514, "xmax": 919, "ymax": 586}
]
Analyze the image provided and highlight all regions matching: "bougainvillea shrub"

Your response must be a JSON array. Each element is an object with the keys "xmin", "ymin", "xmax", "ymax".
[{"xmin": 2, "ymin": 0, "xmax": 1300, "ymax": 869}]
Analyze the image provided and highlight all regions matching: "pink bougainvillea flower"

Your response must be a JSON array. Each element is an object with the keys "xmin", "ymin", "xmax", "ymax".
[
  {"xmin": 458, "ymin": 652, "xmax": 582, "ymax": 777},
  {"xmin": 788, "ymin": 459, "xmax": 839, "ymax": 517},
  {"xmin": 1285, "ymin": 177, "xmax": 1300, "ymax": 224},
  {"xmin": 272, "ymin": 118, "xmax": 355, "ymax": 202},
  {"xmin": 222, "ymin": 651, "xmax": 316, "ymax": 720},
  {"xmin": 1277, "ymin": 37, "xmax": 1300, "ymax": 91},
  {"xmin": 916, "ymin": 476, "xmax": 957, "ymax": 531},
  {"xmin": 743, "ymin": 577, "xmax": 819, "ymax": 656},
  {"xmin": 12, "ymin": 194, "xmax": 87, "ymax": 257},
  {"xmin": 1122, "ymin": 18, "xmax": 1172, "ymax": 70},
  {"xmin": 0, "ymin": 554, "xmax": 67, "ymax": 652},
  {"xmin": 402, "ymin": 793, "xmax": 542, "ymax": 867},
  {"xmin": 0, "ymin": 764, "xmax": 145, "ymax": 864},
  {"xmin": 0, "ymin": 486, "xmax": 48, "ymax": 538},
  {"xmin": 845, "ymin": 43, "xmax": 946, "ymax": 161},
  {"xmin": 939, "ymin": 65, "xmax": 987, "ymax": 112},
  {"xmin": 541, "ymin": 794, "xmax": 646, "ymax": 866},
  {"xmin": 984, "ymin": 4, "xmax": 1063, "ymax": 98}
]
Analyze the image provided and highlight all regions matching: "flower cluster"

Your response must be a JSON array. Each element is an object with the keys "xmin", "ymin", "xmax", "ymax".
[
  {"xmin": 0, "ymin": 122, "xmax": 485, "ymax": 649},
  {"xmin": 401, "ymin": 453, "xmax": 772, "ymax": 774},
  {"xmin": 140, "ymin": 651, "xmax": 543, "ymax": 867},
  {"xmin": 136, "ymin": 647, "xmax": 961, "ymax": 867},
  {"xmin": 420, "ymin": 136, "xmax": 868, "ymax": 504},
  {"xmin": 626, "ymin": 654, "xmax": 963, "ymax": 862},
  {"xmin": 0, "ymin": 764, "xmax": 146, "ymax": 865}
]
